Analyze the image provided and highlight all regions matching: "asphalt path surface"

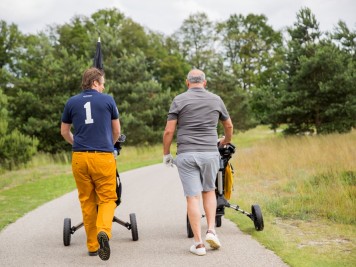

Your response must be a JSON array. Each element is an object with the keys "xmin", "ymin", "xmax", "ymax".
[{"xmin": 0, "ymin": 164, "xmax": 288, "ymax": 266}]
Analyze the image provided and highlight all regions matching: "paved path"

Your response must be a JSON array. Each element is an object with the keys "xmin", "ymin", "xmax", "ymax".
[{"xmin": 0, "ymin": 164, "xmax": 288, "ymax": 266}]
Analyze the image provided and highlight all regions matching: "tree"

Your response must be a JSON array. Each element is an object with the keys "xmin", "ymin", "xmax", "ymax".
[
  {"xmin": 0, "ymin": 21, "xmax": 23, "ymax": 96},
  {"xmin": 278, "ymin": 8, "xmax": 356, "ymax": 134},
  {"xmin": 216, "ymin": 13, "xmax": 284, "ymax": 130},
  {"xmin": 87, "ymin": 9, "xmax": 189, "ymax": 144},
  {"xmin": 0, "ymin": 20, "xmax": 22, "ymax": 69},
  {"xmin": 7, "ymin": 33, "xmax": 87, "ymax": 152},
  {"xmin": 4, "ymin": 8, "xmax": 189, "ymax": 151},
  {"xmin": 173, "ymin": 13, "xmax": 216, "ymax": 69},
  {"xmin": 145, "ymin": 33, "xmax": 190, "ymax": 93},
  {"xmin": 0, "ymin": 89, "xmax": 39, "ymax": 170},
  {"xmin": 0, "ymin": 88, "xmax": 8, "ymax": 136},
  {"xmin": 56, "ymin": 15, "xmax": 93, "ymax": 59},
  {"xmin": 332, "ymin": 21, "xmax": 356, "ymax": 57},
  {"xmin": 108, "ymin": 51, "xmax": 172, "ymax": 144},
  {"xmin": 216, "ymin": 14, "xmax": 283, "ymax": 91},
  {"xmin": 208, "ymin": 57, "xmax": 257, "ymax": 131}
]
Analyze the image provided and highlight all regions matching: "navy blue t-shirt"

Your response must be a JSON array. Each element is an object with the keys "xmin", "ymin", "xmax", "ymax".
[{"xmin": 61, "ymin": 89, "xmax": 119, "ymax": 152}]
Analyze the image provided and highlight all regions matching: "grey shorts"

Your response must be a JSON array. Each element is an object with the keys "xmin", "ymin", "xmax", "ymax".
[{"xmin": 175, "ymin": 152, "xmax": 220, "ymax": 197}]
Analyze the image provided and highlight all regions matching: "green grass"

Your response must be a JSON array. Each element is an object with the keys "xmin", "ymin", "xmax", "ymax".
[
  {"xmin": 226, "ymin": 129, "xmax": 356, "ymax": 266},
  {"xmin": 231, "ymin": 125, "xmax": 283, "ymax": 148},
  {"xmin": 115, "ymin": 145, "xmax": 172, "ymax": 172},
  {"xmin": 0, "ymin": 173, "xmax": 74, "ymax": 229}
]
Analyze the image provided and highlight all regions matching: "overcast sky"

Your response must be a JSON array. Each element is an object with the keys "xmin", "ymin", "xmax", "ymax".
[{"xmin": 1, "ymin": 0, "xmax": 355, "ymax": 35}]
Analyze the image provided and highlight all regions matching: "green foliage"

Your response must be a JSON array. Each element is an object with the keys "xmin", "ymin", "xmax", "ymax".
[
  {"xmin": 333, "ymin": 20, "xmax": 356, "ymax": 57},
  {"xmin": 0, "ymin": 129, "xmax": 39, "ymax": 170},
  {"xmin": 148, "ymin": 34, "xmax": 191, "ymax": 93},
  {"xmin": 0, "ymin": 20, "xmax": 23, "ymax": 69},
  {"xmin": 282, "ymin": 41, "xmax": 355, "ymax": 134},
  {"xmin": 216, "ymin": 13, "xmax": 284, "ymax": 131},
  {"xmin": 0, "ymin": 88, "xmax": 8, "ymax": 135},
  {"xmin": 173, "ymin": 12, "xmax": 216, "ymax": 69},
  {"xmin": 208, "ymin": 58, "xmax": 257, "ymax": 131},
  {"xmin": 57, "ymin": 16, "xmax": 93, "ymax": 59},
  {"xmin": 340, "ymin": 171, "xmax": 356, "ymax": 186},
  {"xmin": 5, "ymin": 32, "xmax": 87, "ymax": 152},
  {"xmin": 108, "ymin": 51, "xmax": 173, "ymax": 145},
  {"xmin": 217, "ymin": 13, "xmax": 283, "ymax": 91},
  {"xmin": 275, "ymin": 7, "xmax": 356, "ymax": 135},
  {"xmin": 0, "ymin": 89, "xmax": 39, "ymax": 170}
]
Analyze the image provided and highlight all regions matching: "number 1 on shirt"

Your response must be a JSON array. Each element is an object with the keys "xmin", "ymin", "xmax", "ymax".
[{"xmin": 84, "ymin": 102, "xmax": 94, "ymax": 124}]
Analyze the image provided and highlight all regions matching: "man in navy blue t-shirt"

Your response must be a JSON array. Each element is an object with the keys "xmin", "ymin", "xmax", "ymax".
[{"xmin": 61, "ymin": 67, "xmax": 120, "ymax": 261}]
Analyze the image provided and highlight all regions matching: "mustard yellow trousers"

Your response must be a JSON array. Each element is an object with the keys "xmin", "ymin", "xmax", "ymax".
[{"xmin": 72, "ymin": 152, "xmax": 117, "ymax": 252}]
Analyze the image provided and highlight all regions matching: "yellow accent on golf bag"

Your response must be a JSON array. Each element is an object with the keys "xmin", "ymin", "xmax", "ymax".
[{"xmin": 224, "ymin": 163, "xmax": 234, "ymax": 200}]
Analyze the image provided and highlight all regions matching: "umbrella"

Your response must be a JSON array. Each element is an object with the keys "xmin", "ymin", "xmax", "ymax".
[{"xmin": 93, "ymin": 36, "xmax": 104, "ymax": 71}]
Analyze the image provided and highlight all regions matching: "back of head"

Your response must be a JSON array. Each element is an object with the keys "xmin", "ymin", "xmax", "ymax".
[
  {"xmin": 81, "ymin": 68, "xmax": 104, "ymax": 90},
  {"xmin": 187, "ymin": 69, "xmax": 206, "ymax": 85}
]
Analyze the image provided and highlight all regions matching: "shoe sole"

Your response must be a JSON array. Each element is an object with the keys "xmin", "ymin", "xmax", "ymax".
[
  {"xmin": 206, "ymin": 238, "xmax": 221, "ymax": 249},
  {"xmin": 88, "ymin": 251, "xmax": 98, "ymax": 256},
  {"xmin": 190, "ymin": 251, "xmax": 206, "ymax": 256},
  {"xmin": 97, "ymin": 232, "xmax": 110, "ymax": 261},
  {"xmin": 190, "ymin": 249, "xmax": 206, "ymax": 256}
]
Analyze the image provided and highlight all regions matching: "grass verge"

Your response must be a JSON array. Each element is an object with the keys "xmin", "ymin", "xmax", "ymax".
[{"xmin": 226, "ymin": 130, "xmax": 356, "ymax": 266}]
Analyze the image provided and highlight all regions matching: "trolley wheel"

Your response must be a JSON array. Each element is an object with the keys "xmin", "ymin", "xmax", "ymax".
[
  {"xmin": 130, "ymin": 213, "xmax": 139, "ymax": 241},
  {"xmin": 251, "ymin": 204, "xmax": 264, "ymax": 231},
  {"xmin": 215, "ymin": 215, "xmax": 222, "ymax": 227},
  {"xmin": 186, "ymin": 214, "xmax": 194, "ymax": 238},
  {"xmin": 63, "ymin": 218, "xmax": 71, "ymax": 246}
]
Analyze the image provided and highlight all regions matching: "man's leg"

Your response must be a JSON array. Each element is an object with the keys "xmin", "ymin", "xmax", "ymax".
[
  {"xmin": 187, "ymin": 194, "xmax": 206, "ymax": 256},
  {"xmin": 72, "ymin": 152, "xmax": 99, "ymax": 253},
  {"xmin": 90, "ymin": 153, "xmax": 117, "ymax": 261},
  {"xmin": 203, "ymin": 190, "xmax": 221, "ymax": 249},
  {"xmin": 187, "ymin": 195, "xmax": 202, "ymax": 244},
  {"xmin": 82, "ymin": 190, "xmax": 99, "ymax": 253},
  {"xmin": 198, "ymin": 152, "xmax": 221, "ymax": 249},
  {"xmin": 90, "ymin": 153, "xmax": 117, "ymax": 239},
  {"xmin": 176, "ymin": 153, "xmax": 206, "ymax": 255},
  {"xmin": 202, "ymin": 190, "xmax": 216, "ymax": 231}
]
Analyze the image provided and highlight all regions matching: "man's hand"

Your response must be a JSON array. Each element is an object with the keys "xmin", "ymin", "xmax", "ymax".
[
  {"xmin": 218, "ymin": 136, "xmax": 230, "ymax": 146},
  {"xmin": 163, "ymin": 154, "xmax": 174, "ymax": 167}
]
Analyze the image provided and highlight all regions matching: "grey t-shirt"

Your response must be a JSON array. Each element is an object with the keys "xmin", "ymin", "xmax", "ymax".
[{"xmin": 167, "ymin": 87, "xmax": 229, "ymax": 154}]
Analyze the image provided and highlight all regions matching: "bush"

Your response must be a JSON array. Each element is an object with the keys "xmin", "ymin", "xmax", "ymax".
[{"xmin": 0, "ymin": 129, "xmax": 39, "ymax": 170}]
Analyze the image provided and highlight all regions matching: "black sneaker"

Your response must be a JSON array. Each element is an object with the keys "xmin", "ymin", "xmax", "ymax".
[{"xmin": 97, "ymin": 231, "xmax": 110, "ymax": 261}]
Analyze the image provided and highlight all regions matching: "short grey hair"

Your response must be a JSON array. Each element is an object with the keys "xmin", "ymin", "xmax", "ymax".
[{"xmin": 187, "ymin": 72, "xmax": 205, "ymax": 83}]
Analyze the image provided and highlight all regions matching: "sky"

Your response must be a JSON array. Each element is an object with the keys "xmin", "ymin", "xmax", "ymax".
[{"xmin": 0, "ymin": 0, "xmax": 355, "ymax": 35}]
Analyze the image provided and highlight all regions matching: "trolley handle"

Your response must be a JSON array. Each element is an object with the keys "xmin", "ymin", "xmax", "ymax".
[
  {"xmin": 114, "ymin": 134, "xmax": 126, "ymax": 156},
  {"xmin": 217, "ymin": 142, "xmax": 236, "ymax": 158}
]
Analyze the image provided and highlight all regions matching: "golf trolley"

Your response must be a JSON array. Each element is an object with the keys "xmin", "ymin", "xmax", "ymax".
[
  {"xmin": 63, "ymin": 134, "xmax": 139, "ymax": 246},
  {"xmin": 186, "ymin": 143, "xmax": 264, "ymax": 238}
]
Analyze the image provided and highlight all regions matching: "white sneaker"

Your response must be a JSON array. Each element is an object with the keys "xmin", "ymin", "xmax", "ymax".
[
  {"xmin": 205, "ymin": 230, "xmax": 221, "ymax": 249},
  {"xmin": 190, "ymin": 244, "xmax": 206, "ymax": 256}
]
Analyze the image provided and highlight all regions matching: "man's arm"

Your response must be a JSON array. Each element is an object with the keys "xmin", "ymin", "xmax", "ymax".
[
  {"xmin": 61, "ymin": 122, "xmax": 74, "ymax": 145},
  {"xmin": 112, "ymin": 119, "xmax": 121, "ymax": 144},
  {"xmin": 220, "ymin": 118, "xmax": 233, "ymax": 145},
  {"xmin": 163, "ymin": 120, "xmax": 177, "ymax": 155}
]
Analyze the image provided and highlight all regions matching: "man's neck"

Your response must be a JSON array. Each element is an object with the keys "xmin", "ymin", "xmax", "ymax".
[
  {"xmin": 91, "ymin": 87, "xmax": 101, "ymax": 93},
  {"xmin": 188, "ymin": 84, "xmax": 205, "ymax": 90}
]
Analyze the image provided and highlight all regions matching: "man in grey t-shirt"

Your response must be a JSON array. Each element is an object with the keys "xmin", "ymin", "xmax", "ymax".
[{"xmin": 163, "ymin": 69, "xmax": 233, "ymax": 256}]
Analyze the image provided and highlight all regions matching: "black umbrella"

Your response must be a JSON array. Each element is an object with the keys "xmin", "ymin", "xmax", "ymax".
[{"xmin": 93, "ymin": 36, "xmax": 103, "ymax": 71}]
